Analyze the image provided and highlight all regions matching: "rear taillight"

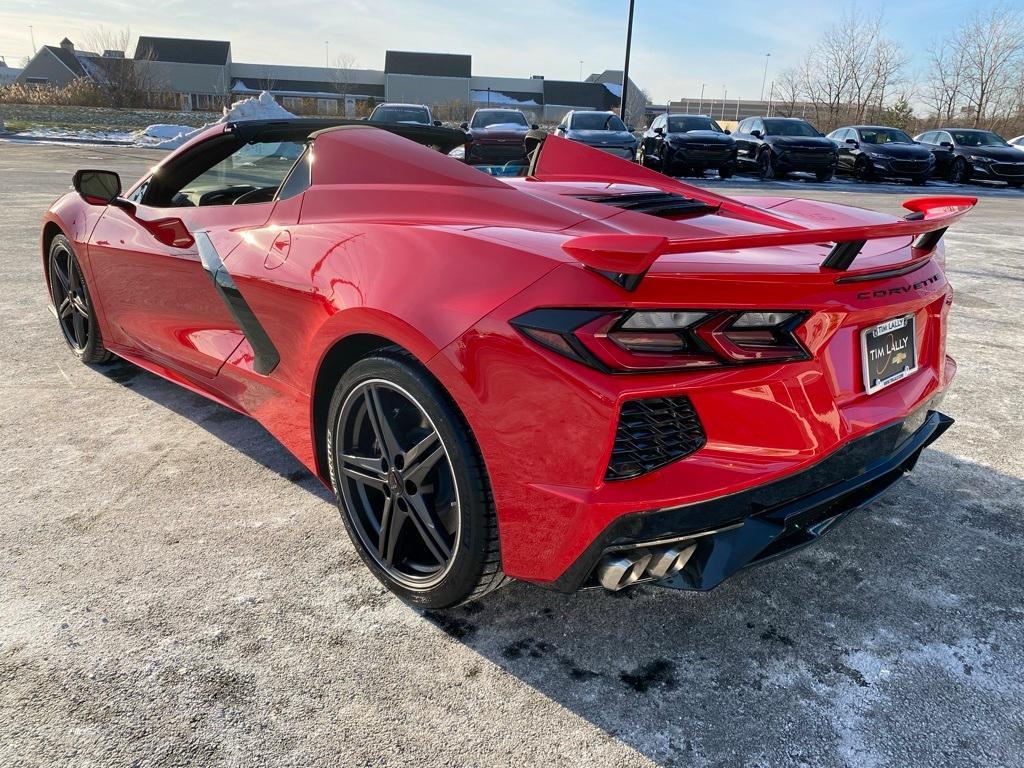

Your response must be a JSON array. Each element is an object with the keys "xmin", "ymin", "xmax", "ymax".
[{"xmin": 511, "ymin": 308, "xmax": 810, "ymax": 372}]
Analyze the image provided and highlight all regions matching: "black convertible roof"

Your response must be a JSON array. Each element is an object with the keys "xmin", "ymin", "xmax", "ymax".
[{"xmin": 227, "ymin": 118, "xmax": 467, "ymax": 154}]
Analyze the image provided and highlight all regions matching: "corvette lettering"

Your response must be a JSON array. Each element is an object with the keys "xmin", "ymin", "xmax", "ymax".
[{"xmin": 857, "ymin": 271, "xmax": 941, "ymax": 300}]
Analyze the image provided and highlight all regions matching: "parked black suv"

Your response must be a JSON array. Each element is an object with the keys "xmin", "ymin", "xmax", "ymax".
[
  {"xmin": 827, "ymin": 125, "xmax": 935, "ymax": 184},
  {"xmin": 733, "ymin": 117, "xmax": 838, "ymax": 181},
  {"xmin": 555, "ymin": 110, "xmax": 638, "ymax": 161},
  {"xmin": 638, "ymin": 114, "xmax": 736, "ymax": 177},
  {"xmin": 913, "ymin": 128, "xmax": 1024, "ymax": 187}
]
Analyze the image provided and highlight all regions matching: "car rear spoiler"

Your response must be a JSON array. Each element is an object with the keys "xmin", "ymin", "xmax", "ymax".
[
  {"xmin": 523, "ymin": 132, "xmax": 977, "ymax": 290},
  {"xmin": 562, "ymin": 196, "xmax": 977, "ymax": 290}
]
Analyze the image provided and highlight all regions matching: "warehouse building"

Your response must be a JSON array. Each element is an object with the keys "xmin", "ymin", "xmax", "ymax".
[{"xmin": 15, "ymin": 36, "xmax": 640, "ymax": 122}]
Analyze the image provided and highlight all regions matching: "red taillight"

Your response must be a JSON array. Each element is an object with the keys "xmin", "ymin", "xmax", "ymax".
[{"xmin": 512, "ymin": 309, "xmax": 810, "ymax": 372}]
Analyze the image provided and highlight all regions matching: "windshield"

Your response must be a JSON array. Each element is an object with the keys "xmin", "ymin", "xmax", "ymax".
[
  {"xmin": 570, "ymin": 113, "xmax": 627, "ymax": 131},
  {"xmin": 763, "ymin": 119, "xmax": 821, "ymax": 137},
  {"xmin": 370, "ymin": 106, "xmax": 430, "ymax": 124},
  {"xmin": 950, "ymin": 130, "xmax": 1009, "ymax": 147},
  {"xmin": 666, "ymin": 116, "xmax": 723, "ymax": 133},
  {"xmin": 472, "ymin": 110, "xmax": 529, "ymax": 128},
  {"xmin": 858, "ymin": 127, "xmax": 913, "ymax": 145}
]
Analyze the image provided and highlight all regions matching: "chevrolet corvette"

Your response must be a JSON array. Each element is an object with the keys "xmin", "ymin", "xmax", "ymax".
[{"xmin": 42, "ymin": 118, "xmax": 972, "ymax": 608}]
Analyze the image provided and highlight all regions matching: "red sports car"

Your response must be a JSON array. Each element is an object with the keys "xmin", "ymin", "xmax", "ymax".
[{"xmin": 42, "ymin": 118, "xmax": 972, "ymax": 608}]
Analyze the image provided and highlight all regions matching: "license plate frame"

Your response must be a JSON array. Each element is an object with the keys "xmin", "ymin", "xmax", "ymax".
[{"xmin": 861, "ymin": 314, "xmax": 918, "ymax": 395}]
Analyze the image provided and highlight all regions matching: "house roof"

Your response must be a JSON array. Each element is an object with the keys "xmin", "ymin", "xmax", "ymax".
[
  {"xmin": 384, "ymin": 50, "xmax": 471, "ymax": 79},
  {"xmin": 134, "ymin": 36, "xmax": 230, "ymax": 65},
  {"xmin": 44, "ymin": 45, "xmax": 87, "ymax": 77}
]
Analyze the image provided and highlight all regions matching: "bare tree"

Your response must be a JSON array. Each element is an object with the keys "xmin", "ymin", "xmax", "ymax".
[
  {"xmin": 961, "ymin": 7, "xmax": 1024, "ymax": 127},
  {"xmin": 623, "ymin": 85, "xmax": 650, "ymax": 129},
  {"xmin": 79, "ymin": 27, "xmax": 165, "ymax": 108}
]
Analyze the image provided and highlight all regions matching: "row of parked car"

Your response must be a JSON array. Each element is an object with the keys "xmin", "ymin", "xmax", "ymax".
[{"xmin": 365, "ymin": 101, "xmax": 1024, "ymax": 188}]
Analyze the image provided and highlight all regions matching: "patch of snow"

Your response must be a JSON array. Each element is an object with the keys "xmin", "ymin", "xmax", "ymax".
[
  {"xmin": 602, "ymin": 82, "xmax": 623, "ymax": 98},
  {"xmin": 139, "ymin": 91, "xmax": 297, "ymax": 150}
]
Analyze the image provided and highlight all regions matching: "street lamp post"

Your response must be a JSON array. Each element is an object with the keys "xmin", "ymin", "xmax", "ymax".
[
  {"xmin": 760, "ymin": 53, "xmax": 771, "ymax": 102},
  {"xmin": 325, "ymin": 41, "xmax": 329, "ymax": 68},
  {"xmin": 722, "ymin": 86, "xmax": 727, "ymax": 120},
  {"xmin": 698, "ymin": 83, "xmax": 706, "ymax": 114},
  {"xmin": 619, "ymin": 0, "xmax": 636, "ymax": 121}
]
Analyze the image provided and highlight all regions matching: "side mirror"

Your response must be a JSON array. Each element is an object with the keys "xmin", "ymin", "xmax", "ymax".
[
  {"xmin": 531, "ymin": 123, "xmax": 540, "ymax": 130},
  {"xmin": 724, "ymin": 129, "xmax": 731, "ymax": 135},
  {"xmin": 750, "ymin": 130, "xmax": 763, "ymax": 139},
  {"xmin": 433, "ymin": 120, "xmax": 442, "ymax": 127},
  {"xmin": 73, "ymin": 169, "xmax": 121, "ymax": 204},
  {"xmin": 845, "ymin": 137, "xmax": 859, "ymax": 146},
  {"xmin": 557, "ymin": 124, "xmax": 567, "ymax": 132},
  {"xmin": 653, "ymin": 126, "xmax": 664, "ymax": 135},
  {"xmin": 627, "ymin": 125, "xmax": 636, "ymax": 133},
  {"xmin": 940, "ymin": 141, "xmax": 954, "ymax": 149},
  {"xmin": 460, "ymin": 122, "xmax": 469, "ymax": 130}
]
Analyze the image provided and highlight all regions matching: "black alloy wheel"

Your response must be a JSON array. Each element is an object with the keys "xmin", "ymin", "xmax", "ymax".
[
  {"xmin": 758, "ymin": 149, "xmax": 776, "ymax": 180},
  {"xmin": 48, "ymin": 234, "xmax": 111, "ymax": 363},
  {"xmin": 718, "ymin": 164, "xmax": 734, "ymax": 180},
  {"xmin": 949, "ymin": 157, "xmax": 970, "ymax": 184},
  {"xmin": 853, "ymin": 157, "xmax": 874, "ymax": 181},
  {"xmin": 660, "ymin": 145, "xmax": 675, "ymax": 176},
  {"xmin": 327, "ymin": 352, "xmax": 506, "ymax": 608}
]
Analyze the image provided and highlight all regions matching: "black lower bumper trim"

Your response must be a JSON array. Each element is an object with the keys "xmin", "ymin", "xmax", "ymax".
[{"xmin": 548, "ymin": 401, "xmax": 951, "ymax": 593}]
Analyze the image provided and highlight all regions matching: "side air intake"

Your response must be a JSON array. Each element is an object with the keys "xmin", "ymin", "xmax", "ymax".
[{"xmin": 606, "ymin": 396, "xmax": 706, "ymax": 481}]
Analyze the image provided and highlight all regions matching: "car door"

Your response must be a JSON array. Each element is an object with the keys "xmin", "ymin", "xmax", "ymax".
[
  {"xmin": 643, "ymin": 115, "xmax": 665, "ymax": 164},
  {"xmin": 733, "ymin": 119, "xmax": 755, "ymax": 166},
  {"xmin": 833, "ymin": 129, "xmax": 854, "ymax": 171},
  {"xmin": 87, "ymin": 137, "xmax": 304, "ymax": 379},
  {"xmin": 929, "ymin": 131, "xmax": 955, "ymax": 175}
]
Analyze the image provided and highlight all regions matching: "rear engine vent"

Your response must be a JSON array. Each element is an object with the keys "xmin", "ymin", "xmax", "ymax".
[
  {"xmin": 576, "ymin": 192, "xmax": 717, "ymax": 219},
  {"xmin": 606, "ymin": 396, "xmax": 706, "ymax": 481}
]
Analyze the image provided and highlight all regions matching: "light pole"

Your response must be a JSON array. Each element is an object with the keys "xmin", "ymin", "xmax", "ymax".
[
  {"xmin": 29, "ymin": 25, "xmax": 36, "ymax": 54},
  {"xmin": 579, "ymin": 60, "xmax": 583, "ymax": 81},
  {"xmin": 698, "ymin": 83, "xmax": 706, "ymax": 114},
  {"xmin": 325, "ymin": 41, "xmax": 329, "ymax": 68},
  {"xmin": 760, "ymin": 53, "xmax": 771, "ymax": 102},
  {"xmin": 722, "ymin": 86, "xmax": 727, "ymax": 120},
  {"xmin": 619, "ymin": 0, "xmax": 636, "ymax": 121}
]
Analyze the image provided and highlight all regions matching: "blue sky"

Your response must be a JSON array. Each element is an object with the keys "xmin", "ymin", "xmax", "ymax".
[{"xmin": 1, "ymin": 0, "xmax": 1017, "ymax": 103}]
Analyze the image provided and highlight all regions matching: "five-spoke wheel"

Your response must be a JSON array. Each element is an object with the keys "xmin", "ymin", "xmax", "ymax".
[
  {"xmin": 47, "ymin": 234, "xmax": 111, "ymax": 363},
  {"xmin": 328, "ymin": 352, "xmax": 505, "ymax": 608}
]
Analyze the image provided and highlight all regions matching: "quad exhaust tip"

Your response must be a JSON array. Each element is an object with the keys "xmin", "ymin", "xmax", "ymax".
[{"xmin": 595, "ymin": 543, "xmax": 697, "ymax": 591}]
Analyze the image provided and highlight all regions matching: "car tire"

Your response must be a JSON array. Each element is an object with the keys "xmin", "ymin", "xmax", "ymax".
[
  {"xmin": 327, "ymin": 349, "xmax": 507, "ymax": 609},
  {"xmin": 853, "ymin": 157, "xmax": 874, "ymax": 181},
  {"xmin": 909, "ymin": 175, "xmax": 929, "ymax": 186},
  {"xmin": 47, "ymin": 234, "xmax": 113, "ymax": 365},
  {"xmin": 660, "ymin": 146, "xmax": 675, "ymax": 176},
  {"xmin": 637, "ymin": 145, "xmax": 652, "ymax": 169},
  {"xmin": 816, "ymin": 168, "xmax": 835, "ymax": 183},
  {"xmin": 718, "ymin": 164, "xmax": 734, "ymax": 180},
  {"xmin": 949, "ymin": 158, "xmax": 970, "ymax": 184},
  {"xmin": 758, "ymin": 149, "xmax": 776, "ymax": 180}
]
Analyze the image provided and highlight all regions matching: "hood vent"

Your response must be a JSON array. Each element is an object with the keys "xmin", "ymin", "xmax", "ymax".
[{"xmin": 576, "ymin": 191, "xmax": 718, "ymax": 219}]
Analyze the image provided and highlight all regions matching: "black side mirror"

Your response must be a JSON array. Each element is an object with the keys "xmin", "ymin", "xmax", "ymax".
[
  {"xmin": 653, "ymin": 126, "xmax": 664, "ymax": 135},
  {"xmin": 73, "ymin": 169, "xmax": 121, "ymax": 204},
  {"xmin": 845, "ymin": 138, "xmax": 859, "ymax": 147},
  {"xmin": 724, "ymin": 129, "xmax": 731, "ymax": 135},
  {"xmin": 557, "ymin": 124, "xmax": 567, "ymax": 132},
  {"xmin": 750, "ymin": 130, "xmax": 763, "ymax": 139},
  {"xmin": 460, "ymin": 122, "xmax": 469, "ymax": 130},
  {"xmin": 531, "ymin": 123, "xmax": 539, "ymax": 130},
  {"xmin": 433, "ymin": 120, "xmax": 442, "ymax": 127},
  {"xmin": 940, "ymin": 141, "xmax": 954, "ymax": 149},
  {"xmin": 627, "ymin": 125, "xmax": 636, "ymax": 133}
]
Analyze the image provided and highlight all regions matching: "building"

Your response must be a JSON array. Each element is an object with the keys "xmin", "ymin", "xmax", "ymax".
[
  {"xmin": 16, "ymin": 35, "xmax": 642, "ymax": 122},
  {"xmin": 663, "ymin": 96, "xmax": 818, "ymax": 124},
  {"xmin": 0, "ymin": 56, "xmax": 22, "ymax": 85}
]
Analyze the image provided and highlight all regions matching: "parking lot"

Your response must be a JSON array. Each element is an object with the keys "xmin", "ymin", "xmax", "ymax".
[{"xmin": 2, "ymin": 141, "xmax": 1023, "ymax": 767}]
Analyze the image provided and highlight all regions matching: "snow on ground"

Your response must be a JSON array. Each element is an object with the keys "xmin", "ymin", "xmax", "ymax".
[
  {"xmin": 469, "ymin": 90, "xmax": 540, "ymax": 107},
  {"xmin": 136, "ymin": 92, "xmax": 296, "ymax": 149}
]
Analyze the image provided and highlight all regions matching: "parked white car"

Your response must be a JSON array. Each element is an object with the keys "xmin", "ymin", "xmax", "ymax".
[{"xmin": 1010, "ymin": 135, "xmax": 1024, "ymax": 152}]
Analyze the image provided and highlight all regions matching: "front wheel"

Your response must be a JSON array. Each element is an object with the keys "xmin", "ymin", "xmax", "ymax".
[
  {"xmin": 47, "ymin": 234, "xmax": 112, "ymax": 364},
  {"xmin": 327, "ymin": 351, "xmax": 506, "ymax": 609},
  {"xmin": 909, "ymin": 175, "xmax": 929, "ymax": 186},
  {"xmin": 718, "ymin": 164, "xmax": 734, "ymax": 180},
  {"xmin": 853, "ymin": 157, "xmax": 874, "ymax": 181},
  {"xmin": 949, "ymin": 158, "xmax": 970, "ymax": 184},
  {"xmin": 758, "ymin": 149, "xmax": 776, "ymax": 180},
  {"xmin": 815, "ymin": 168, "xmax": 835, "ymax": 183}
]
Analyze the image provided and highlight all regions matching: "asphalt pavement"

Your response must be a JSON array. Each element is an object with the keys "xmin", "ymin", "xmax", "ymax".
[{"xmin": 1, "ymin": 141, "xmax": 1022, "ymax": 768}]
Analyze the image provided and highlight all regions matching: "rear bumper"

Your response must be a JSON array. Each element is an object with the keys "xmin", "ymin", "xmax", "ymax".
[{"xmin": 547, "ymin": 402, "xmax": 952, "ymax": 592}]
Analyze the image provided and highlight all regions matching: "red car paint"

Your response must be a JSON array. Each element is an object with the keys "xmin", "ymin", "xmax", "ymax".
[{"xmin": 42, "ymin": 126, "xmax": 970, "ymax": 587}]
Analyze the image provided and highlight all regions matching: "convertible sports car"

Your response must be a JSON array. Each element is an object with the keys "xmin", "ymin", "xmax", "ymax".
[{"xmin": 43, "ymin": 117, "xmax": 971, "ymax": 608}]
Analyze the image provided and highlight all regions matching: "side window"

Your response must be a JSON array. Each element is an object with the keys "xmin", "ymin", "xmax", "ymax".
[
  {"xmin": 938, "ymin": 132, "xmax": 953, "ymax": 145},
  {"xmin": 917, "ymin": 132, "xmax": 933, "ymax": 144},
  {"xmin": 752, "ymin": 119, "xmax": 764, "ymax": 134},
  {"xmin": 157, "ymin": 140, "xmax": 305, "ymax": 207},
  {"xmin": 276, "ymin": 145, "xmax": 312, "ymax": 201},
  {"xmin": 738, "ymin": 118, "xmax": 750, "ymax": 133}
]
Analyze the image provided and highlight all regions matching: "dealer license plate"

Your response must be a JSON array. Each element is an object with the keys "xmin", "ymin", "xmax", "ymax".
[{"xmin": 861, "ymin": 315, "xmax": 917, "ymax": 394}]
